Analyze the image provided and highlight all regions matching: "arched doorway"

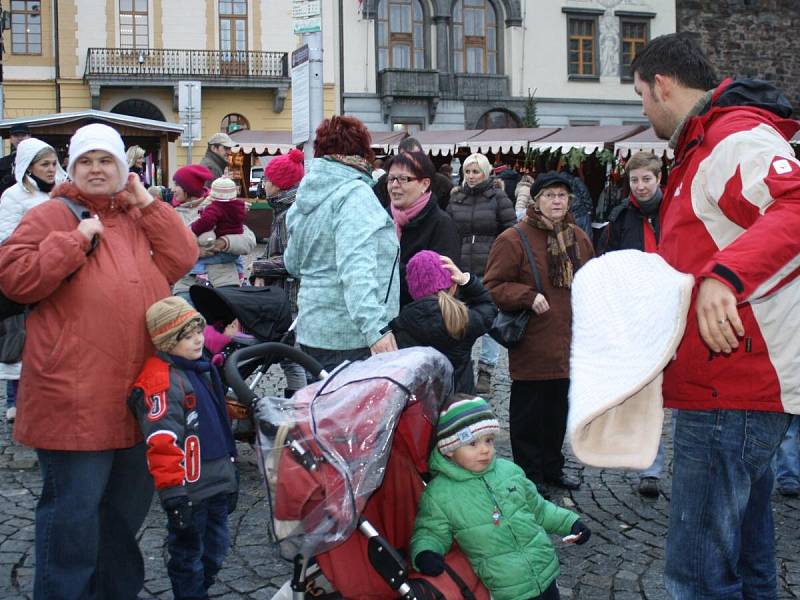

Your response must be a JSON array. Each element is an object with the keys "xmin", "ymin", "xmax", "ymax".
[
  {"xmin": 110, "ymin": 98, "xmax": 166, "ymax": 122},
  {"xmin": 476, "ymin": 109, "xmax": 521, "ymax": 129},
  {"xmin": 110, "ymin": 99, "xmax": 168, "ymax": 185}
]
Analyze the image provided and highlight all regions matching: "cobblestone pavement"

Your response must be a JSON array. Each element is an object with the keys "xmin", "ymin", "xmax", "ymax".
[{"xmin": 2, "ymin": 351, "xmax": 799, "ymax": 600}]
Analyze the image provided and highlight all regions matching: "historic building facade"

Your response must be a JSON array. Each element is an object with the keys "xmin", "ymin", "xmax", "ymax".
[
  {"xmin": 344, "ymin": 0, "xmax": 676, "ymax": 131},
  {"xmin": 0, "ymin": 0, "xmax": 337, "ymax": 168}
]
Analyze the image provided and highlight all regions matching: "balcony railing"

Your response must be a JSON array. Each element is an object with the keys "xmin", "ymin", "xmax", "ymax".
[
  {"xmin": 440, "ymin": 73, "xmax": 509, "ymax": 100},
  {"xmin": 85, "ymin": 48, "xmax": 289, "ymax": 80},
  {"xmin": 377, "ymin": 69, "xmax": 440, "ymax": 98}
]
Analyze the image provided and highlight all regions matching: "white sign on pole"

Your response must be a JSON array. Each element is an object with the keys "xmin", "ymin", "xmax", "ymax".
[
  {"xmin": 293, "ymin": 0, "xmax": 321, "ymax": 34},
  {"xmin": 178, "ymin": 80, "xmax": 202, "ymax": 147},
  {"xmin": 291, "ymin": 45, "xmax": 310, "ymax": 146}
]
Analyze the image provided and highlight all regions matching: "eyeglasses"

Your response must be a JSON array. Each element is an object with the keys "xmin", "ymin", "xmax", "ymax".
[
  {"xmin": 541, "ymin": 192, "xmax": 570, "ymax": 200},
  {"xmin": 387, "ymin": 175, "xmax": 420, "ymax": 185}
]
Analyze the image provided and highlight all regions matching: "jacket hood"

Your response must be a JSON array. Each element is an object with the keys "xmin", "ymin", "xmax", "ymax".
[
  {"xmin": 14, "ymin": 138, "xmax": 67, "ymax": 187},
  {"xmin": 428, "ymin": 444, "xmax": 496, "ymax": 480},
  {"xmin": 713, "ymin": 78, "xmax": 793, "ymax": 119},
  {"xmin": 293, "ymin": 157, "xmax": 375, "ymax": 215},
  {"xmin": 451, "ymin": 177, "xmax": 504, "ymax": 198}
]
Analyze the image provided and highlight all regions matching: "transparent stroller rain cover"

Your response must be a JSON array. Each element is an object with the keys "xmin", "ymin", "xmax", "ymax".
[{"xmin": 252, "ymin": 347, "xmax": 453, "ymax": 559}]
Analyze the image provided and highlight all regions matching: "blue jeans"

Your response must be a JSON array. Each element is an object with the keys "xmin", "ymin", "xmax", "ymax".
[
  {"xmin": 639, "ymin": 438, "xmax": 665, "ymax": 479},
  {"xmin": 773, "ymin": 415, "xmax": 800, "ymax": 490},
  {"xmin": 34, "ymin": 443, "xmax": 153, "ymax": 600},
  {"xmin": 6, "ymin": 379, "xmax": 17, "ymax": 407},
  {"xmin": 190, "ymin": 252, "xmax": 244, "ymax": 275},
  {"xmin": 166, "ymin": 493, "xmax": 230, "ymax": 600},
  {"xmin": 665, "ymin": 409, "xmax": 791, "ymax": 600}
]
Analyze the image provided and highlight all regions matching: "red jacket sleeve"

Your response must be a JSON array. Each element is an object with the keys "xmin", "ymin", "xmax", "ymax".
[
  {"xmin": 190, "ymin": 201, "xmax": 222, "ymax": 236},
  {"xmin": 137, "ymin": 200, "xmax": 200, "ymax": 284}
]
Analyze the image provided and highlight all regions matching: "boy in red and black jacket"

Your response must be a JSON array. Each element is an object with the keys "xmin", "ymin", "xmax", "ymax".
[{"xmin": 129, "ymin": 296, "xmax": 238, "ymax": 600}]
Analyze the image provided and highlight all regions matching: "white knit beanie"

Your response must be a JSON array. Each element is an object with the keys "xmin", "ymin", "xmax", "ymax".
[
  {"xmin": 67, "ymin": 123, "xmax": 129, "ymax": 193},
  {"xmin": 463, "ymin": 153, "xmax": 491, "ymax": 181}
]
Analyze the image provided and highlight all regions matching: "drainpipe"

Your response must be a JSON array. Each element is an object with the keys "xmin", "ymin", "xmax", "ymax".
[
  {"xmin": 338, "ymin": 0, "xmax": 344, "ymax": 114},
  {"xmin": 53, "ymin": 0, "xmax": 61, "ymax": 112}
]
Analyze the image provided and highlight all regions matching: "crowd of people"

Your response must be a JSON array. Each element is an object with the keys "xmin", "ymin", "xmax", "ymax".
[{"xmin": 0, "ymin": 31, "xmax": 799, "ymax": 600}]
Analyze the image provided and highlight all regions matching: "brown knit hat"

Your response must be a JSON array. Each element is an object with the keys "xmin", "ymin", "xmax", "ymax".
[{"xmin": 146, "ymin": 296, "xmax": 206, "ymax": 352}]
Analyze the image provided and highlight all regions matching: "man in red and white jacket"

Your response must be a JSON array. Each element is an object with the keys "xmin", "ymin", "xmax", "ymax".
[{"xmin": 632, "ymin": 33, "xmax": 799, "ymax": 598}]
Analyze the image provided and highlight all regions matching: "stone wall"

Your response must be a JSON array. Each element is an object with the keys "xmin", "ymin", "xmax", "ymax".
[{"xmin": 677, "ymin": 0, "xmax": 800, "ymax": 113}]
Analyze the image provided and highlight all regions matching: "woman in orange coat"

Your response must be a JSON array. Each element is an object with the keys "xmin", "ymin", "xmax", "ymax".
[{"xmin": 0, "ymin": 123, "xmax": 198, "ymax": 600}]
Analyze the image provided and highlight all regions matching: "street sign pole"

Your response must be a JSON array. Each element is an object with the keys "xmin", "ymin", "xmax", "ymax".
[{"xmin": 293, "ymin": 0, "xmax": 323, "ymax": 163}]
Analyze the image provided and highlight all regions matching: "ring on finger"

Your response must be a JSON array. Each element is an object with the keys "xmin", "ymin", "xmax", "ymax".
[{"xmin": 717, "ymin": 318, "xmax": 727, "ymax": 325}]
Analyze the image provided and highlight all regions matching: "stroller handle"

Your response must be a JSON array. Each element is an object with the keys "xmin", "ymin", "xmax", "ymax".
[{"xmin": 224, "ymin": 342, "xmax": 325, "ymax": 405}]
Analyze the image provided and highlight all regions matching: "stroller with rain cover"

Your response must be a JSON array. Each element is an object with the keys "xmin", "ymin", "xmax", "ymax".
[
  {"xmin": 190, "ymin": 284, "xmax": 292, "ymax": 441},
  {"xmin": 226, "ymin": 344, "xmax": 492, "ymax": 600}
]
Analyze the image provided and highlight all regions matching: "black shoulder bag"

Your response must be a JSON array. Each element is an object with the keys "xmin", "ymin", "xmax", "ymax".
[
  {"xmin": 488, "ymin": 224, "xmax": 543, "ymax": 348},
  {"xmin": 0, "ymin": 196, "xmax": 95, "ymax": 320}
]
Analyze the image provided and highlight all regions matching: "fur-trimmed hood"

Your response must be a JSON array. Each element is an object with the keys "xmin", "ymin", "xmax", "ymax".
[{"xmin": 450, "ymin": 176, "xmax": 505, "ymax": 198}]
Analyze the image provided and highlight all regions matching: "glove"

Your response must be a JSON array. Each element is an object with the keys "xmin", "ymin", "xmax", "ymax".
[
  {"xmin": 162, "ymin": 496, "xmax": 194, "ymax": 533},
  {"xmin": 570, "ymin": 520, "xmax": 591, "ymax": 545},
  {"xmin": 227, "ymin": 490, "xmax": 239, "ymax": 515},
  {"xmin": 415, "ymin": 550, "xmax": 445, "ymax": 576}
]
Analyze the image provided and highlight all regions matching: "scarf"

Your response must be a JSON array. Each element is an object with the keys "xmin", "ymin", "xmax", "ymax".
[
  {"xmin": 629, "ymin": 188, "xmax": 662, "ymax": 253},
  {"xmin": 168, "ymin": 355, "xmax": 237, "ymax": 461},
  {"xmin": 49, "ymin": 181, "xmax": 132, "ymax": 217},
  {"xmin": 390, "ymin": 191, "xmax": 431, "ymax": 239},
  {"xmin": 28, "ymin": 173, "xmax": 55, "ymax": 193},
  {"xmin": 268, "ymin": 186, "xmax": 298, "ymax": 217},
  {"xmin": 524, "ymin": 208, "xmax": 581, "ymax": 288},
  {"xmin": 324, "ymin": 154, "xmax": 373, "ymax": 178}
]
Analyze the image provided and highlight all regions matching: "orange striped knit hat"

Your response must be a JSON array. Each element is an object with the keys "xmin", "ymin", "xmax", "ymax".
[{"xmin": 146, "ymin": 296, "xmax": 206, "ymax": 352}]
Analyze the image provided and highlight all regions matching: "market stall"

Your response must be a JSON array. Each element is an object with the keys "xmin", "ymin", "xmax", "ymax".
[
  {"xmin": 613, "ymin": 127, "xmax": 672, "ymax": 158},
  {"xmin": 0, "ymin": 110, "xmax": 184, "ymax": 184}
]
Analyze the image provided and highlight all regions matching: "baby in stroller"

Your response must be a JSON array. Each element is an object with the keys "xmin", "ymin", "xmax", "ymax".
[{"xmin": 412, "ymin": 395, "xmax": 591, "ymax": 600}]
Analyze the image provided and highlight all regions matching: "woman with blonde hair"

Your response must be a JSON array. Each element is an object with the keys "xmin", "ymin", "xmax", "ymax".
[
  {"xmin": 0, "ymin": 138, "xmax": 65, "ymax": 422},
  {"xmin": 390, "ymin": 250, "xmax": 497, "ymax": 394},
  {"xmin": 447, "ymin": 152, "xmax": 515, "ymax": 394},
  {"xmin": 126, "ymin": 144, "xmax": 146, "ymax": 181}
]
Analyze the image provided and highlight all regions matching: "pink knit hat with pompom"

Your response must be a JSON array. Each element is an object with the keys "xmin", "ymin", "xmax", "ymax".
[
  {"xmin": 265, "ymin": 148, "xmax": 305, "ymax": 190},
  {"xmin": 406, "ymin": 250, "xmax": 453, "ymax": 300}
]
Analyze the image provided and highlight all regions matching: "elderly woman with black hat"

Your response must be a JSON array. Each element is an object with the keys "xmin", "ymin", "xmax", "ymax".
[{"xmin": 484, "ymin": 171, "xmax": 594, "ymax": 491}]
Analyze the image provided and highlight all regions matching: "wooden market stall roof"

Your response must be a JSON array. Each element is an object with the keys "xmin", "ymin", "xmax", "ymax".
[
  {"xmin": 529, "ymin": 125, "xmax": 646, "ymax": 154},
  {"xmin": 462, "ymin": 127, "xmax": 559, "ymax": 154},
  {"xmin": 230, "ymin": 129, "xmax": 411, "ymax": 155},
  {"xmin": 0, "ymin": 110, "xmax": 184, "ymax": 141},
  {"xmin": 613, "ymin": 127, "xmax": 673, "ymax": 158}
]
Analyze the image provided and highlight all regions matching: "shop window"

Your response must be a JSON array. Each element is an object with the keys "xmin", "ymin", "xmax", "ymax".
[
  {"xmin": 10, "ymin": 0, "xmax": 41, "ymax": 55},
  {"xmin": 377, "ymin": 0, "xmax": 425, "ymax": 70},
  {"xmin": 453, "ymin": 0, "xmax": 498, "ymax": 75}
]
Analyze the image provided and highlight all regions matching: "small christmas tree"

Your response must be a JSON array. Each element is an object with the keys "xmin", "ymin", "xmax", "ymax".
[{"xmin": 522, "ymin": 88, "xmax": 540, "ymax": 128}]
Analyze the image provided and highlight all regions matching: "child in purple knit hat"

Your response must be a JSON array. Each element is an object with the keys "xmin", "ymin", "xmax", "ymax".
[{"xmin": 390, "ymin": 250, "xmax": 497, "ymax": 393}]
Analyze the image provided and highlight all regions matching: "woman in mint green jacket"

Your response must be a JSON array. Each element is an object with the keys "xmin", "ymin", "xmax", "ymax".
[
  {"xmin": 411, "ymin": 396, "xmax": 591, "ymax": 600},
  {"xmin": 285, "ymin": 117, "xmax": 400, "ymax": 371}
]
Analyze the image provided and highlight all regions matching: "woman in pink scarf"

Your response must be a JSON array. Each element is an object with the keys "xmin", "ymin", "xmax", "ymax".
[{"xmin": 386, "ymin": 151, "xmax": 460, "ymax": 306}]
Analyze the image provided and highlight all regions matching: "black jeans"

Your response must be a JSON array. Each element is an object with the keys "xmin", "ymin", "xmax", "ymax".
[
  {"xmin": 529, "ymin": 580, "xmax": 561, "ymax": 600},
  {"xmin": 509, "ymin": 378, "xmax": 570, "ymax": 483}
]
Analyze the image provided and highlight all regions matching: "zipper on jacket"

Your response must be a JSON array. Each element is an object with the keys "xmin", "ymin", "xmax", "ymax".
[{"xmin": 384, "ymin": 246, "xmax": 400, "ymax": 304}]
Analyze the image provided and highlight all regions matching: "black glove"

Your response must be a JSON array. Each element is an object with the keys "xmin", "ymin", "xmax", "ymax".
[
  {"xmin": 570, "ymin": 520, "xmax": 591, "ymax": 545},
  {"xmin": 227, "ymin": 490, "xmax": 239, "ymax": 515},
  {"xmin": 162, "ymin": 496, "xmax": 194, "ymax": 532},
  {"xmin": 415, "ymin": 550, "xmax": 445, "ymax": 576}
]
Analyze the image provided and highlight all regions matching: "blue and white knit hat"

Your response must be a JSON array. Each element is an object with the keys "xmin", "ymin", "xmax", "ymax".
[{"xmin": 436, "ymin": 396, "xmax": 500, "ymax": 454}]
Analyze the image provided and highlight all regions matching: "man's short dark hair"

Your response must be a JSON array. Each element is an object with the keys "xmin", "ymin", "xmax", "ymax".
[
  {"xmin": 398, "ymin": 136, "xmax": 423, "ymax": 154},
  {"xmin": 631, "ymin": 33, "xmax": 719, "ymax": 92}
]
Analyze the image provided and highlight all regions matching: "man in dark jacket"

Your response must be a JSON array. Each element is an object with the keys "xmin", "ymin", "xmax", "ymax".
[
  {"xmin": 200, "ymin": 132, "xmax": 234, "ymax": 182},
  {"xmin": 374, "ymin": 137, "xmax": 453, "ymax": 211},
  {"xmin": 493, "ymin": 161, "xmax": 520, "ymax": 198},
  {"xmin": 0, "ymin": 124, "xmax": 32, "ymax": 195}
]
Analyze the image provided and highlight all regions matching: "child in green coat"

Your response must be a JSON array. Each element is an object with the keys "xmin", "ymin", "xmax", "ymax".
[{"xmin": 411, "ymin": 395, "xmax": 590, "ymax": 600}]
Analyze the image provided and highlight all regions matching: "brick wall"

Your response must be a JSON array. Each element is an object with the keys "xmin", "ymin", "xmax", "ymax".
[{"xmin": 677, "ymin": 0, "xmax": 800, "ymax": 114}]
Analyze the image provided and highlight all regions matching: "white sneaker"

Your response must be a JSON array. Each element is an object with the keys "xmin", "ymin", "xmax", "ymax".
[{"xmin": 5, "ymin": 406, "xmax": 16, "ymax": 422}]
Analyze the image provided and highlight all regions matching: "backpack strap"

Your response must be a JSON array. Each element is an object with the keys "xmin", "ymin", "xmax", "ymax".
[
  {"xmin": 55, "ymin": 196, "xmax": 99, "ymax": 254},
  {"xmin": 441, "ymin": 563, "xmax": 477, "ymax": 600}
]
